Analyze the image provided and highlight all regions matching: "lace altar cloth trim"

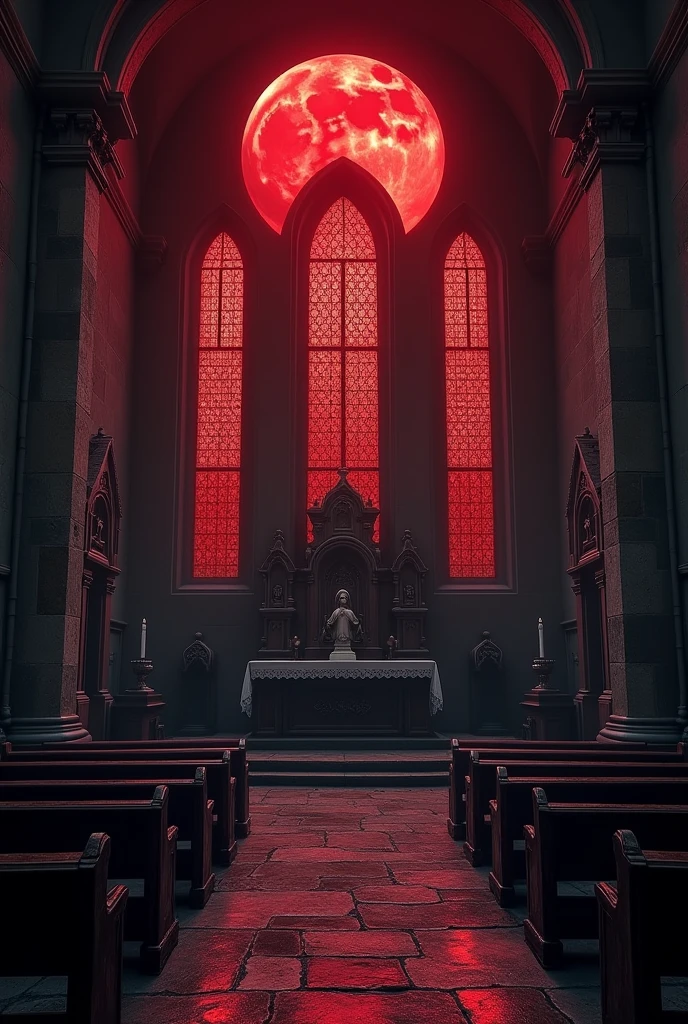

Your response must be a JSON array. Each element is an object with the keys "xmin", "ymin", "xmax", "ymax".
[{"xmin": 240, "ymin": 660, "xmax": 443, "ymax": 718}]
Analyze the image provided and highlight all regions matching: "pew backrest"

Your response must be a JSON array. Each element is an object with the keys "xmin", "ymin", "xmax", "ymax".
[{"xmin": 531, "ymin": 787, "xmax": 688, "ymax": 880}]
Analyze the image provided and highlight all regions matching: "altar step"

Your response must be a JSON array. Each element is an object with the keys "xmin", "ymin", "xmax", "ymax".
[
  {"xmin": 248, "ymin": 751, "xmax": 448, "ymax": 787},
  {"xmin": 244, "ymin": 736, "xmax": 450, "ymax": 751}
]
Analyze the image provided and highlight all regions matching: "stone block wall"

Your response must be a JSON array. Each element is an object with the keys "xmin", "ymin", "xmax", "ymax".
[
  {"xmin": 552, "ymin": 196, "xmax": 595, "ymax": 621},
  {"xmin": 654, "ymin": 42, "xmax": 688, "ymax": 643},
  {"xmin": 0, "ymin": 46, "xmax": 34, "ymax": 665}
]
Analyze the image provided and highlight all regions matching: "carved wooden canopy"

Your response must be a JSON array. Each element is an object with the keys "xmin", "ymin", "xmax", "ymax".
[
  {"xmin": 85, "ymin": 428, "xmax": 121, "ymax": 574},
  {"xmin": 259, "ymin": 529, "xmax": 297, "ymax": 610},
  {"xmin": 257, "ymin": 474, "xmax": 431, "ymax": 658},
  {"xmin": 566, "ymin": 429, "xmax": 602, "ymax": 570},
  {"xmin": 306, "ymin": 469, "xmax": 380, "ymax": 557}
]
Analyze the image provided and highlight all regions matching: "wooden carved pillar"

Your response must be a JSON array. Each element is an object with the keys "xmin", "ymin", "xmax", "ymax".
[
  {"xmin": 76, "ymin": 431, "xmax": 122, "ymax": 739},
  {"xmin": 595, "ymin": 566, "xmax": 612, "ymax": 729},
  {"xmin": 258, "ymin": 531, "xmax": 297, "ymax": 658},
  {"xmin": 76, "ymin": 569, "xmax": 93, "ymax": 730},
  {"xmin": 391, "ymin": 530, "xmax": 429, "ymax": 657}
]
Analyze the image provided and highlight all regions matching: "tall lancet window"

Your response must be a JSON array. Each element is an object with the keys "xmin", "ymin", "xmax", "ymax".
[
  {"xmin": 444, "ymin": 233, "xmax": 495, "ymax": 578},
  {"xmin": 307, "ymin": 198, "xmax": 379, "ymax": 539},
  {"xmin": 193, "ymin": 232, "xmax": 243, "ymax": 578}
]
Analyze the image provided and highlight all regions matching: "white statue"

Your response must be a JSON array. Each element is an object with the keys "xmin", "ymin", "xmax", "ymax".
[{"xmin": 326, "ymin": 589, "xmax": 362, "ymax": 661}]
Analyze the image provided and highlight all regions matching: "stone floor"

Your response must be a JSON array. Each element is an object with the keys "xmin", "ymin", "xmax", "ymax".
[{"xmin": 2, "ymin": 786, "xmax": 685, "ymax": 1022}]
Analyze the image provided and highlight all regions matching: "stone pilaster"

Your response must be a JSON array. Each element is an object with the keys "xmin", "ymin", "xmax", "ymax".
[
  {"xmin": 554, "ymin": 73, "xmax": 681, "ymax": 743},
  {"xmin": 8, "ymin": 104, "xmax": 119, "ymax": 744}
]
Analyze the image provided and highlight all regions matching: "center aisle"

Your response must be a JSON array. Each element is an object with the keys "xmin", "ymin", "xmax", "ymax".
[{"xmin": 122, "ymin": 787, "xmax": 599, "ymax": 1024}]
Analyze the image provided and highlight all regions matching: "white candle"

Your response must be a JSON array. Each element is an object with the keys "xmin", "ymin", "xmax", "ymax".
[
  {"xmin": 140, "ymin": 618, "xmax": 147, "ymax": 660},
  {"xmin": 538, "ymin": 617, "xmax": 545, "ymax": 659}
]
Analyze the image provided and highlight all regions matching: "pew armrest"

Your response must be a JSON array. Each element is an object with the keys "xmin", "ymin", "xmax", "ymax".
[
  {"xmin": 106, "ymin": 883, "xmax": 129, "ymax": 918},
  {"xmin": 595, "ymin": 881, "xmax": 618, "ymax": 913},
  {"xmin": 523, "ymin": 824, "xmax": 535, "ymax": 848}
]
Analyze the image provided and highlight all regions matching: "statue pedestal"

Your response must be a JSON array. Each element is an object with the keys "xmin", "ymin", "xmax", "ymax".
[
  {"xmin": 520, "ymin": 659, "xmax": 573, "ymax": 740},
  {"xmin": 330, "ymin": 648, "xmax": 357, "ymax": 662},
  {"xmin": 111, "ymin": 659, "xmax": 165, "ymax": 741},
  {"xmin": 111, "ymin": 689, "xmax": 165, "ymax": 741}
]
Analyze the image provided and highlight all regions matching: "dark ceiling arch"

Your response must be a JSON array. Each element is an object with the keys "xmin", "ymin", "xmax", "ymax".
[{"xmin": 87, "ymin": 0, "xmax": 598, "ymax": 99}]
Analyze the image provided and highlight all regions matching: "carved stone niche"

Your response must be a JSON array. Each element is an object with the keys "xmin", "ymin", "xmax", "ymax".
[
  {"xmin": 178, "ymin": 632, "xmax": 217, "ymax": 736},
  {"xmin": 469, "ymin": 631, "xmax": 507, "ymax": 735},
  {"xmin": 566, "ymin": 429, "xmax": 611, "ymax": 739},
  {"xmin": 304, "ymin": 471, "xmax": 383, "ymax": 660},
  {"xmin": 391, "ymin": 530, "xmax": 428, "ymax": 657},
  {"xmin": 258, "ymin": 530, "xmax": 297, "ymax": 658},
  {"xmin": 77, "ymin": 429, "xmax": 121, "ymax": 739}
]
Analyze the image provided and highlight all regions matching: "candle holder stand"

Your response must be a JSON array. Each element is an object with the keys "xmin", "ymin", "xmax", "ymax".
[
  {"xmin": 532, "ymin": 657, "xmax": 555, "ymax": 690},
  {"xmin": 129, "ymin": 658, "xmax": 154, "ymax": 692},
  {"xmin": 111, "ymin": 658, "xmax": 165, "ymax": 741},
  {"xmin": 520, "ymin": 657, "xmax": 574, "ymax": 741}
]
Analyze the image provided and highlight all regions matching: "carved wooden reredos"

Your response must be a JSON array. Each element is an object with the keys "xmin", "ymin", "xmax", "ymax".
[
  {"xmin": 77, "ymin": 429, "xmax": 123, "ymax": 738},
  {"xmin": 85, "ymin": 428, "xmax": 121, "ymax": 575},
  {"xmin": 566, "ymin": 428, "xmax": 603, "ymax": 572},
  {"xmin": 258, "ymin": 472, "xmax": 429, "ymax": 660},
  {"xmin": 565, "ymin": 429, "xmax": 611, "ymax": 738}
]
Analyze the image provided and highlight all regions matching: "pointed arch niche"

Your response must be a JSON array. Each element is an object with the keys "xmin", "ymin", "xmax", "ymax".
[
  {"xmin": 437, "ymin": 215, "xmax": 512, "ymax": 587},
  {"xmin": 289, "ymin": 163, "xmax": 399, "ymax": 552}
]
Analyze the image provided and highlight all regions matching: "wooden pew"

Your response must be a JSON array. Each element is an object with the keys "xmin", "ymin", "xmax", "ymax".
[
  {"xmin": 488, "ymin": 769, "xmax": 688, "ymax": 906},
  {"xmin": 523, "ymin": 787, "xmax": 688, "ymax": 968},
  {"xmin": 597, "ymin": 830, "xmax": 688, "ymax": 1024},
  {"xmin": 463, "ymin": 749, "xmax": 687, "ymax": 865},
  {"xmin": 42, "ymin": 738, "xmax": 246, "ymax": 749},
  {"xmin": 448, "ymin": 737, "xmax": 651, "ymax": 839},
  {"xmin": 39, "ymin": 738, "xmax": 250, "ymax": 838},
  {"xmin": 0, "ymin": 785, "xmax": 179, "ymax": 973},
  {"xmin": 3, "ymin": 740, "xmax": 251, "ymax": 840},
  {"xmin": 0, "ymin": 751, "xmax": 238, "ymax": 863},
  {"xmin": 0, "ymin": 771, "xmax": 215, "ymax": 908},
  {"xmin": 0, "ymin": 833, "xmax": 128, "ymax": 1024},
  {"xmin": 448, "ymin": 738, "xmax": 652, "ymax": 840}
]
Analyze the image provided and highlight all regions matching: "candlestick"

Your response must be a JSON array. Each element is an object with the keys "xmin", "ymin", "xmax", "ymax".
[
  {"xmin": 531, "ymin": 657, "xmax": 555, "ymax": 690},
  {"xmin": 538, "ymin": 617, "xmax": 545, "ymax": 659},
  {"xmin": 130, "ymin": 658, "xmax": 154, "ymax": 692},
  {"xmin": 140, "ymin": 618, "xmax": 147, "ymax": 660}
]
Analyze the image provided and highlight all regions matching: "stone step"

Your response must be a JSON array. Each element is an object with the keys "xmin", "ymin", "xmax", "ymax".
[
  {"xmin": 250, "ymin": 769, "xmax": 449, "ymax": 787},
  {"xmin": 244, "ymin": 736, "xmax": 451, "ymax": 751},
  {"xmin": 251, "ymin": 757, "xmax": 447, "ymax": 773}
]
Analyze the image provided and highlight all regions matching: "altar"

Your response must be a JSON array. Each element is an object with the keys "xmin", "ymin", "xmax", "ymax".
[{"xmin": 241, "ymin": 660, "xmax": 443, "ymax": 737}]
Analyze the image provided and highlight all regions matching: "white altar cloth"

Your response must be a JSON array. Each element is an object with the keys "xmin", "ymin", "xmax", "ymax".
[{"xmin": 240, "ymin": 660, "xmax": 443, "ymax": 718}]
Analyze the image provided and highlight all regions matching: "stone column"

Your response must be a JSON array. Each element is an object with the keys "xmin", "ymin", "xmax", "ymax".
[
  {"xmin": 555, "ymin": 74, "xmax": 682, "ymax": 744},
  {"xmin": 7, "ymin": 97, "xmax": 129, "ymax": 744}
]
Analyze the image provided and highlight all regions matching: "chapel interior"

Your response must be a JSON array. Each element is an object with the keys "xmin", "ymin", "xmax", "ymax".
[{"xmin": 1, "ymin": 0, "xmax": 688, "ymax": 1021}]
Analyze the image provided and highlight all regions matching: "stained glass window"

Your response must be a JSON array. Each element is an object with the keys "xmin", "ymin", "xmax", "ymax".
[
  {"xmin": 193, "ymin": 232, "xmax": 243, "ymax": 577},
  {"xmin": 307, "ymin": 198, "xmax": 379, "ymax": 539},
  {"xmin": 445, "ymin": 233, "xmax": 495, "ymax": 578}
]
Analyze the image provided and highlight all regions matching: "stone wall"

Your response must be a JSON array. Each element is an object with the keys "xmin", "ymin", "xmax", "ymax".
[
  {"xmin": 654, "ymin": 40, "xmax": 688, "ymax": 655},
  {"xmin": 552, "ymin": 196, "xmax": 595, "ymax": 622},
  {"xmin": 126, "ymin": 45, "xmax": 563, "ymax": 735},
  {"xmin": 92, "ymin": 197, "xmax": 134, "ymax": 628},
  {"xmin": 0, "ymin": 45, "xmax": 34, "ymax": 670}
]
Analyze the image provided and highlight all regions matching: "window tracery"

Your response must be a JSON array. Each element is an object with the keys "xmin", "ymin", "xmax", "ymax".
[
  {"xmin": 193, "ymin": 232, "xmax": 243, "ymax": 577},
  {"xmin": 307, "ymin": 198, "xmax": 379, "ymax": 540},
  {"xmin": 444, "ymin": 233, "xmax": 495, "ymax": 578}
]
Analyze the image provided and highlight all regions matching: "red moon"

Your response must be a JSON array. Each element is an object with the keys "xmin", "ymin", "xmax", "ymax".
[{"xmin": 242, "ymin": 54, "xmax": 445, "ymax": 233}]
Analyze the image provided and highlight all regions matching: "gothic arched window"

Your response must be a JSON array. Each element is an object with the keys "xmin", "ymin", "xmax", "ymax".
[
  {"xmin": 444, "ymin": 233, "xmax": 495, "ymax": 578},
  {"xmin": 307, "ymin": 198, "xmax": 379, "ymax": 539},
  {"xmin": 193, "ymin": 232, "xmax": 243, "ymax": 578}
]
